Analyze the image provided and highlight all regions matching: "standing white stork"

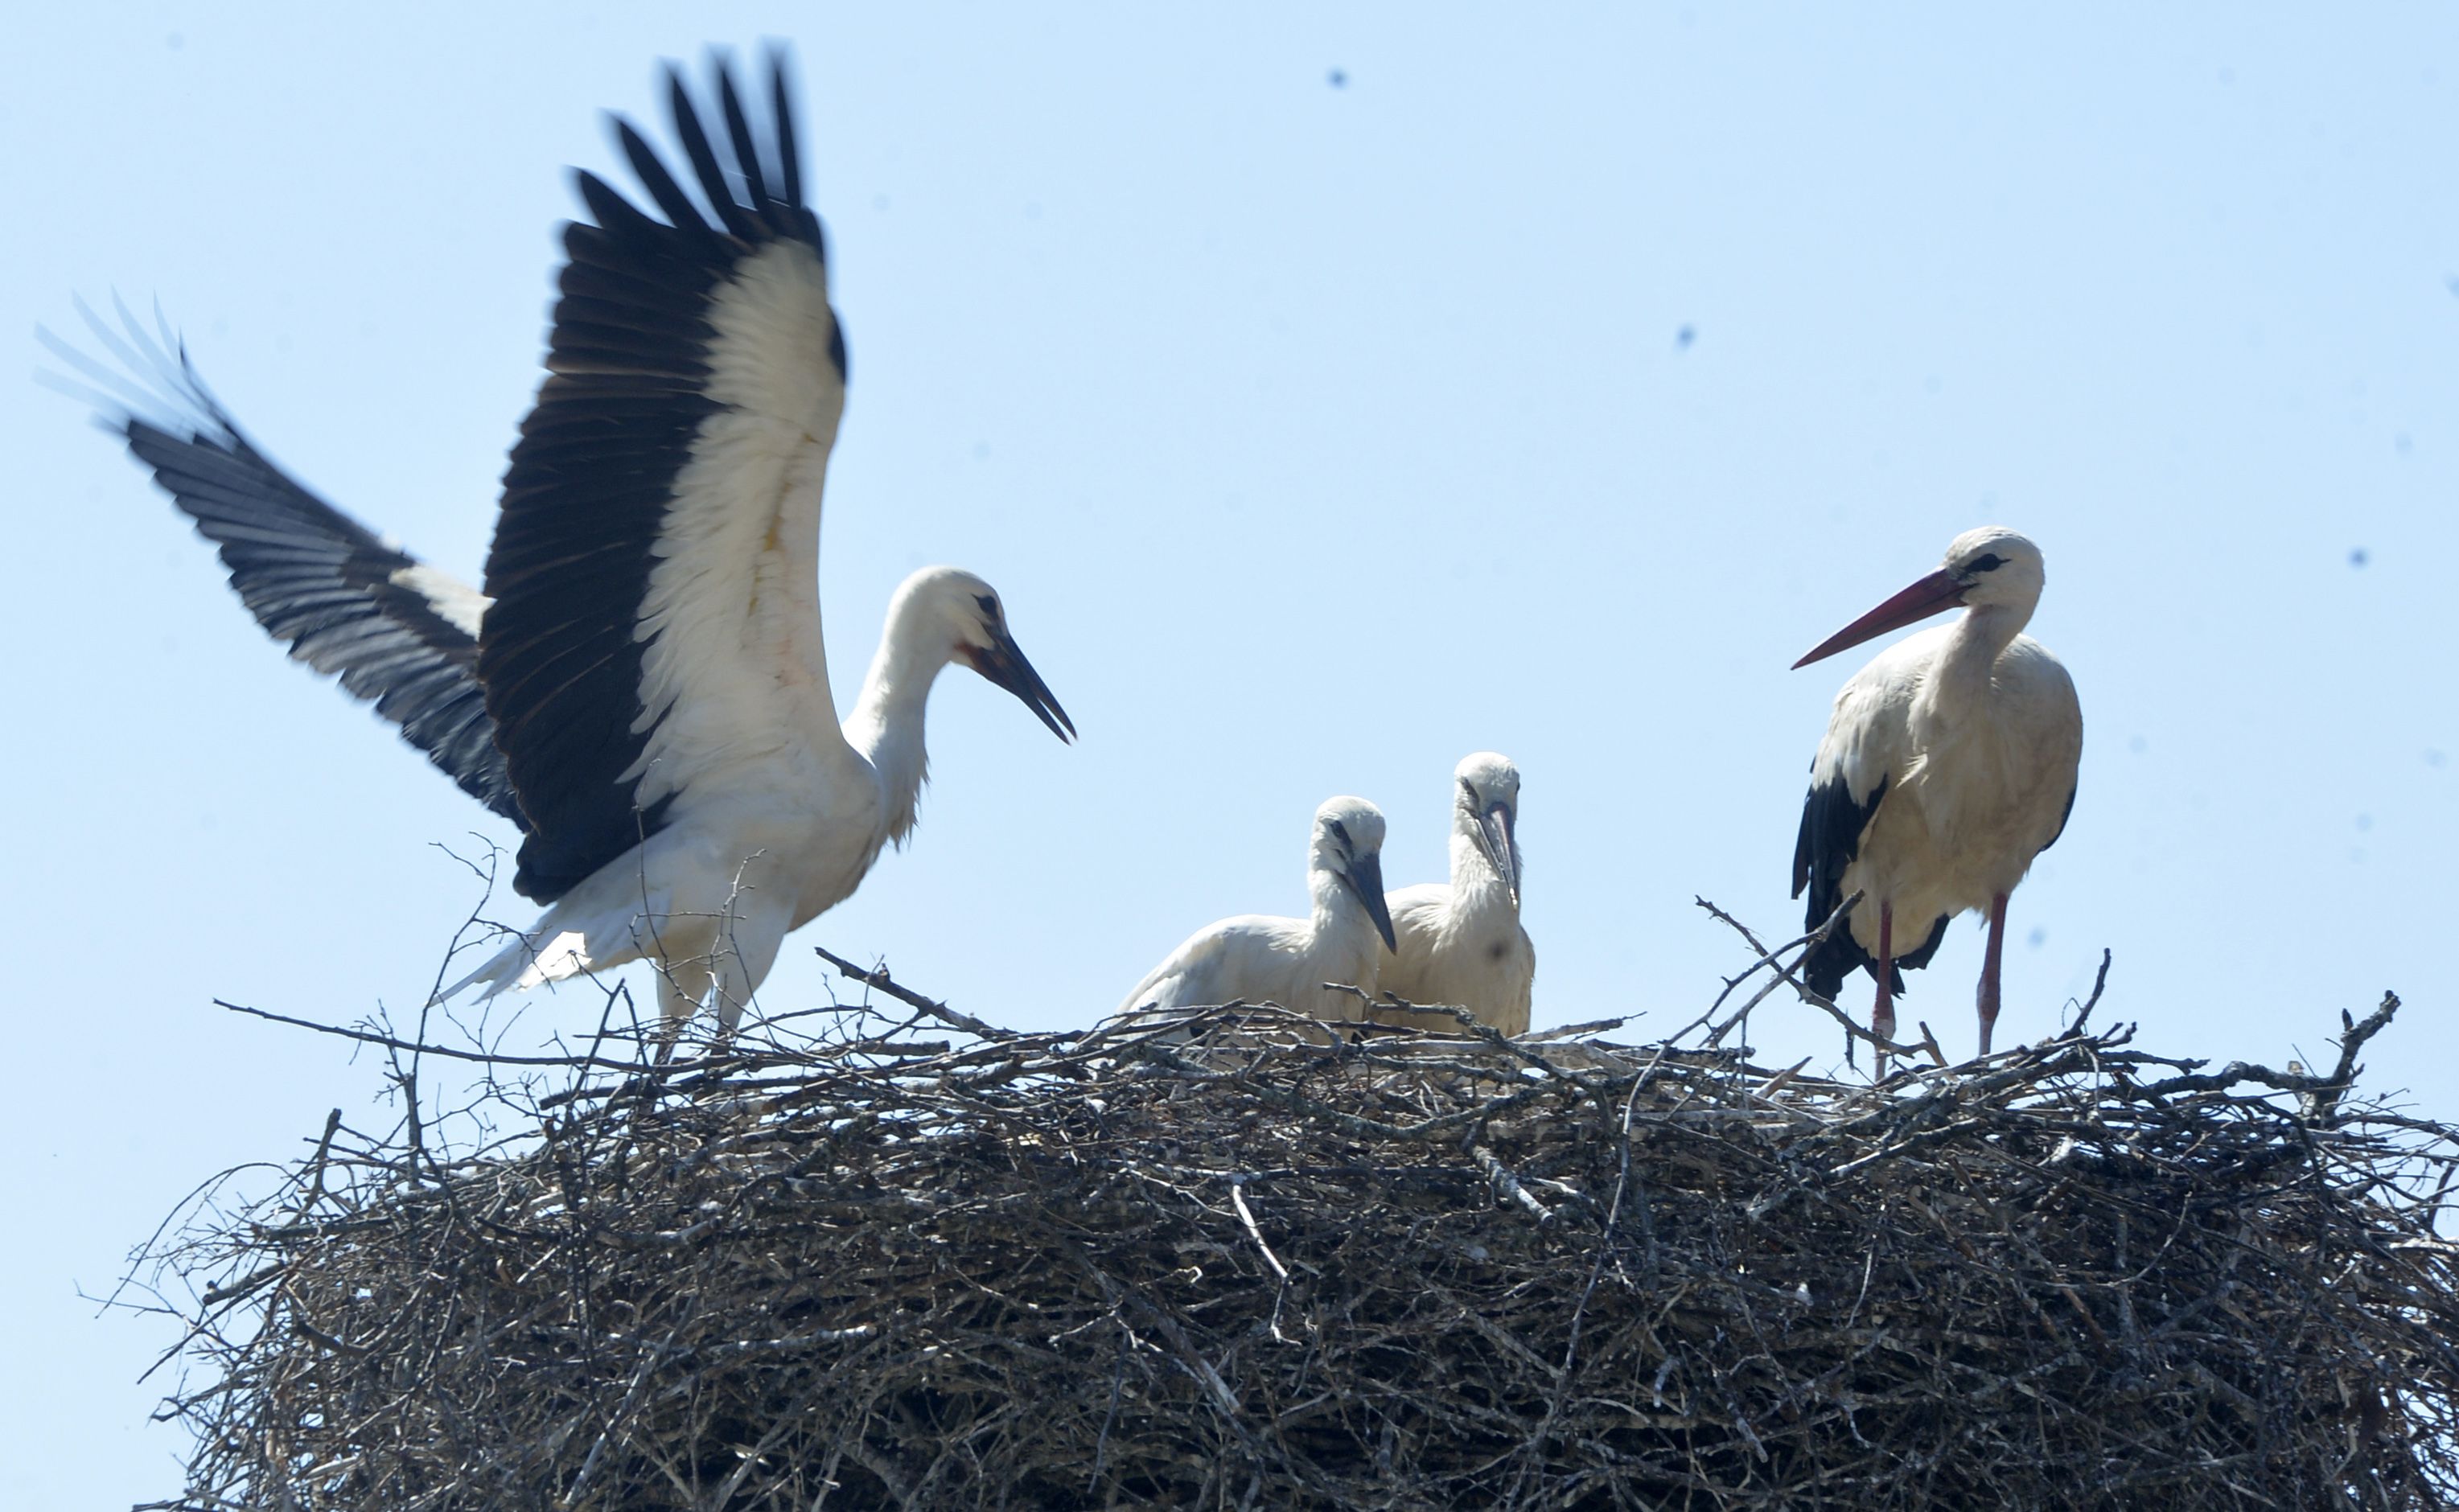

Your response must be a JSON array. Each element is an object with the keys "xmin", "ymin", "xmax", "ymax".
[
  {"xmin": 1116, "ymin": 797, "xmax": 1400, "ymax": 1027},
  {"xmin": 66, "ymin": 51, "xmax": 1075, "ymax": 1033},
  {"xmin": 1369, "ymin": 752, "xmax": 1535, "ymax": 1035},
  {"xmin": 1791, "ymin": 527, "xmax": 2081, "ymax": 1062}
]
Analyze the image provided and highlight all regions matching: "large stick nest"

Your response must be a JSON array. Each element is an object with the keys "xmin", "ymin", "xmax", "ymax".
[{"xmin": 138, "ymin": 958, "xmax": 2458, "ymax": 1510}]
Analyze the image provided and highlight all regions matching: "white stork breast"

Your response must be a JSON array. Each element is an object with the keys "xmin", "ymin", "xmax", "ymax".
[{"xmin": 1849, "ymin": 632, "xmax": 2080, "ymax": 932}]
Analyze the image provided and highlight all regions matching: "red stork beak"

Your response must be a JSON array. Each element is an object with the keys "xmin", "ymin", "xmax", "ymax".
[{"xmin": 1791, "ymin": 568, "xmax": 1968, "ymax": 670}]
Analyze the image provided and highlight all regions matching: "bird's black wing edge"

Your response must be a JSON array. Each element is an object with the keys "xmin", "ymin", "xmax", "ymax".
[
  {"xmin": 479, "ymin": 48, "xmax": 833, "ymax": 902},
  {"xmin": 1790, "ymin": 773, "xmax": 1944, "ymax": 996},
  {"xmin": 51, "ymin": 303, "xmax": 524, "ymax": 828}
]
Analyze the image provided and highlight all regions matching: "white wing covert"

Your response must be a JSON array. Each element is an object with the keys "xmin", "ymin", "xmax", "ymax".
[{"xmin": 480, "ymin": 53, "xmax": 849, "ymax": 902}]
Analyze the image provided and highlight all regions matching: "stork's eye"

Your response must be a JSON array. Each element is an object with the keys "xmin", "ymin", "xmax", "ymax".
[
  {"xmin": 1328, "ymin": 819, "xmax": 1352, "ymax": 848},
  {"xmin": 975, "ymin": 593, "xmax": 1000, "ymax": 618},
  {"xmin": 1967, "ymin": 553, "xmax": 2004, "ymax": 573}
]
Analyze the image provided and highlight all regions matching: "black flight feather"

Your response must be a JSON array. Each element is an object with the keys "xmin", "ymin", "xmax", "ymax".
[
  {"xmin": 1791, "ymin": 772, "xmax": 1949, "ymax": 998},
  {"xmin": 100, "ymin": 352, "xmax": 522, "ymax": 828},
  {"xmin": 479, "ymin": 49, "xmax": 832, "ymax": 902}
]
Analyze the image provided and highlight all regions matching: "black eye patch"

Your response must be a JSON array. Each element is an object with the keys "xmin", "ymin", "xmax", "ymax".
[
  {"xmin": 974, "ymin": 593, "xmax": 1000, "ymax": 617},
  {"xmin": 1967, "ymin": 553, "xmax": 2005, "ymax": 573},
  {"xmin": 1328, "ymin": 819, "xmax": 1352, "ymax": 848}
]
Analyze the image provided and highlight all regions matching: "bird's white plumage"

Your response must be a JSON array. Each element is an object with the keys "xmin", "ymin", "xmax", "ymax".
[
  {"xmin": 88, "ymin": 58, "xmax": 1075, "ymax": 1042},
  {"xmin": 448, "ymin": 567, "xmax": 1064, "ymax": 1027},
  {"xmin": 384, "ymin": 565, "xmax": 488, "ymax": 639},
  {"xmin": 626, "ymin": 238, "xmax": 848, "ymax": 816},
  {"xmin": 1813, "ymin": 629, "xmax": 2079, "ymax": 951},
  {"xmin": 1794, "ymin": 526, "xmax": 2083, "ymax": 1057},
  {"xmin": 445, "ymin": 229, "xmax": 860, "ymax": 1026},
  {"xmin": 430, "ymin": 66, "xmax": 1073, "ymax": 1036},
  {"xmin": 1374, "ymin": 753, "xmax": 1536, "ymax": 1035},
  {"xmin": 1117, "ymin": 796, "xmax": 1396, "ymax": 1027}
]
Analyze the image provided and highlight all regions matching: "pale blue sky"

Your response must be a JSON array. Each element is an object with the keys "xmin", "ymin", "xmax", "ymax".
[{"xmin": 6, "ymin": 6, "xmax": 2455, "ymax": 1504}]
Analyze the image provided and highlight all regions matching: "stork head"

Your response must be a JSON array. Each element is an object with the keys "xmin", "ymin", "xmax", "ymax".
[
  {"xmin": 1791, "ymin": 527, "xmax": 2046, "ymax": 670},
  {"xmin": 1311, "ymin": 795, "xmax": 1399, "ymax": 952},
  {"xmin": 1943, "ymin": 527, "xmax": 2046, "ymax": 612},
  {"xmin": 893, "ymin": 566, "xmax": 1076, "ymax": 741},
  {"xmin": 1453, "ymin": 751, "xmax": 1523, "ymax": 906}
]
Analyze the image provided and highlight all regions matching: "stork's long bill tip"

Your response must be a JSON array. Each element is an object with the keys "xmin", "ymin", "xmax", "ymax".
[
  {"xmin": 967, "ymin": 638, "xmax": 1076, "ymax": 742},
  {"xmin": 1791, "ymin": 568, "xmax": 1968, "ymax": 670},
  {"xmin": 1343, "ymin": 852, "xmax": 1399, "ymax": 953}
]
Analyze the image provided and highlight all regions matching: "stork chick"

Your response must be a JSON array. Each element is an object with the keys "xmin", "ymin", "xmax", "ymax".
[
  {"xmin": 1791, "ymin": 527, "xmax": 2083, "ymax": 1064},
  {"xmin": 1116, "ymin": 796, "xmax": 1399, "ymax": 1028},
  {"xmin": 1371, "ymin": 752, "xmax": 1535, "ymax": 1035}
]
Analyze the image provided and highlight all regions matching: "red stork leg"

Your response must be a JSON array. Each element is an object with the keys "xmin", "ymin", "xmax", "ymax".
[
  {"xmin": 1976, "ymin": 892, "xmax": 2009, "ymax": 1057},
  {"xmin": 1872, "ymin": 902, "xmax": 1897, "ymax": 1074}
]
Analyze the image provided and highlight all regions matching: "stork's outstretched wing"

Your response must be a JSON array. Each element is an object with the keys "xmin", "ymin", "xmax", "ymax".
[
  {"xmin": 483, "ymin": 51, "xmax": 849, "ymax": 902},
  {"xmin": 64, "ymin": 318, "xmax": 520, "ymax": 824}
]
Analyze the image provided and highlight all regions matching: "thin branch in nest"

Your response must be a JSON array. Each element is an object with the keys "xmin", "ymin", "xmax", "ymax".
[
  {"xmin": 1339, "ymin": 984, "xmax": 1606, "ymax": 1102},
  {"xmin": 1695, "ymin": 894, "xmax": 1946, "ymax": 1068},
  {"xmin": 1230, "ymin": 1179, "xmax": 1297, "ymax": 1344},
  {"xmin": 814, "ymin": 944, "xmax": 1014, "ymax": 1041},
  {"xmin": 2065, "ymin": 947, "xmax": 2115, "ymax": 1037},
  {"xmin": 216, "ymin": 999, "xmax": 661, "ymax": 1072},
  {"xmin": 1472, "ymin": 1142, "xmax": 1554, "ymax": 1225},
  {"xmin": 2318, "ymin": 990, "xmax": 2403, "ymax": 1120},
  {"xmin": 1695, "ymin": 887, "xmax": 1861, "ymax": 1046},
  {"xmin": 2134, "ymin": 991, "xmax": 2403, "ymax": 1113}
]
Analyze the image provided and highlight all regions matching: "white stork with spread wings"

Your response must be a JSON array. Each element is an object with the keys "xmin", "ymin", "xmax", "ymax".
[
  {"xmin": 68, "ymin": 53, "xmax": 1074, "ymax": 1033},
  {"xmin": 1791, "ymin": 527, "xmax": 2081, "ymax": 1063}
]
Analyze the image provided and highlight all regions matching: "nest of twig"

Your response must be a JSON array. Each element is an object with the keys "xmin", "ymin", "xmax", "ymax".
[{"xmin": 137, "ymin": 948, "xmax": 2458, "ymax": 1510}]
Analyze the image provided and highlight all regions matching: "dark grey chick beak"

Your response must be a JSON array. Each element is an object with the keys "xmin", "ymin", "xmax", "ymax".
[
  {"xmin": 1476, "ymin": 800, "xmax": 1520, "ymax": 908},
  {"xmin": 1340, "ymin": 849, "xmax": 1399, "ymax": 953},
  {"xmin": 964, "ymin": 630, "xmax": 1077, "ymax": 742}
]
